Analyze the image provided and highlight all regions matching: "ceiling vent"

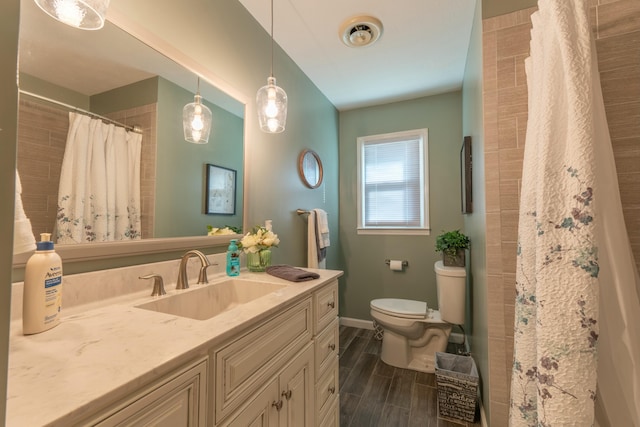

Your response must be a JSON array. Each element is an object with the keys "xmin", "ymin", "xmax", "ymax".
[{"xmin": 339, "ymin": 16, "xmax": 383, "ymax": 48}]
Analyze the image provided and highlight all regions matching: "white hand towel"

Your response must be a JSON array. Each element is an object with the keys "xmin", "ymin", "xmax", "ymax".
[
  {"xmin": 13, "ymin": 169, "xmax": 36, "ymax": 254},
  {"xmin": 313, "ymin": 208, "xmax": 330, "ymax": 249}
]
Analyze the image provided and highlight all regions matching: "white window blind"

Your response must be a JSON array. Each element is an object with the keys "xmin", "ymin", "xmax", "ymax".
[{"xmin": 357, "ymin": 129, "xmax": 429, "ymax": 235}]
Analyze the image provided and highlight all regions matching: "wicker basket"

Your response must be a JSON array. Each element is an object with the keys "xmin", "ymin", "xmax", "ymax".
[{"xmin": 435, "ymin": 352, "xmax": 479, "ymax": 424}]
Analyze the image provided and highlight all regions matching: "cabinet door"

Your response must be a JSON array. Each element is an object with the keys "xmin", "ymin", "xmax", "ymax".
[
  {"xmin": 94, "ymin": 358, "xmax": 207, "ymax": 427},
  {"xmin": 215, "ymin": 298, "xmax": 312, "ymax": 423},
  {"xmin": 221, "ymin": 378, "xmax": 279, "ymax": 427},
  {"xmin": 318, "ymin": 397, "xmax": 339, "ymax": 427},
  {"xmin": 279, "ymin": 344, "xmax": 314, "ymax": 427}
]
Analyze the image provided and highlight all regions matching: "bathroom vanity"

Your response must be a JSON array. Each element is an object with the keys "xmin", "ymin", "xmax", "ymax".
[{"xmin": 7, "ymin": 259, "xmax": 342, "ymax": 426}]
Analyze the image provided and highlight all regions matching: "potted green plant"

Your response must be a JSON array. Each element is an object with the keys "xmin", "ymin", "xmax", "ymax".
[{"xmin": 435, "ymin": 230, "xmax": 470, "ymax": 267}]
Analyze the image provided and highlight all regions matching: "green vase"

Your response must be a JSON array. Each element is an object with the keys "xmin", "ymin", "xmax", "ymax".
[{"xmin": 247, "ymin": 249, "xmax": 272, "ymax": 272}]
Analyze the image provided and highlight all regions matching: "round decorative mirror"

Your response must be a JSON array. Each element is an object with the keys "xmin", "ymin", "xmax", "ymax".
[{"xmin": 298, "ymin": 149, "xmax": 323, "ymax": 189}]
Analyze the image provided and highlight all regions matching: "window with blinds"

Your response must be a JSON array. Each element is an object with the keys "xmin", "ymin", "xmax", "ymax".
[{"xmin": 356, "ymin": 129, "xmax": 430, "ymax": 235}]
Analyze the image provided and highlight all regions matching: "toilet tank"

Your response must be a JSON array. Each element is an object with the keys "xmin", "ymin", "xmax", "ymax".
[{"xmin": 434, "ymin": 260, "xmax": 466, "ymax": 325}]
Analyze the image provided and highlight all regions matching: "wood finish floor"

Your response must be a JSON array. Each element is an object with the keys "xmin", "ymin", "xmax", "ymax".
[{"xmin": 339, "ymin": 326, "xmax": 482, "ymax": 427}]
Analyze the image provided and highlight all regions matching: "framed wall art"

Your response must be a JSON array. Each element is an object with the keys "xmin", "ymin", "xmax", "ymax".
[{"xmin": 205, "ymin": 164, "xmax": 236, "ymax": 215}]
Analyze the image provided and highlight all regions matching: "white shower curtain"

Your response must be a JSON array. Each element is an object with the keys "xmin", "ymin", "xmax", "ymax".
[
  {"xmin": 510, "ymin": 1, "xmax": 640, "ymax": 426},
  {"xmin": 56, "ymin": 112, "xmax": 142, "ymax": 244}
]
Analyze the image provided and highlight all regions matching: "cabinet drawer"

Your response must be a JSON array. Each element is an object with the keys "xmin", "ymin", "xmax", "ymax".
[
  {"xmin": 315, "ymin": 317, "xmax": 339, "ymax": 378},
  {"xmin": 215, "ymin": 297, "xmax": 312, "ymax": 423},
  {"xmin": 315, "ymin": 360, "xmax": 339, "ymax": 424},
  {"xmin": 313, "ymin": 281, "xmax": 338, "ymax": 333}
]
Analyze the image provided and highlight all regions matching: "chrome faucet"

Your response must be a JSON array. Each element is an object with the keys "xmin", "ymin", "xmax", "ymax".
[{"xmin": 176, "ymin": 250, "xmax": 216, "ymax": 290}]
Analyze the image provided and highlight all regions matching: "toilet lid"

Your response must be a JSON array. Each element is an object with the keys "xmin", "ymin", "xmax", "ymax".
[{"xmin": 370, "ymin": 298, "xmax": 427, "ymax": 319}]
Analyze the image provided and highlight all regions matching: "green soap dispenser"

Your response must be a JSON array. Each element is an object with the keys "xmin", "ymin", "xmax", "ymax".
[{"xmin": 226, "ymin": 239, "xmax": 240, "ymax": 276}]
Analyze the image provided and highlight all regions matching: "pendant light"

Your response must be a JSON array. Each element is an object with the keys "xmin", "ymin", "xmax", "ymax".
[
  {"xmin": 256, "ymin": 0, "xmax": 287, "ymax": 133},
  {"xmin": 183, "ymin": 77, "xmax": 212, "ymax": 144},
  {"xmin": 34, "ymin": 0, "xmax": 110, "ymax": 30}
]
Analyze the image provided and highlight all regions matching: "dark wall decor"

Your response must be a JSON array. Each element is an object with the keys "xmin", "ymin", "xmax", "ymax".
[
  {"xmin": 461, "ymin": 136, "xmax": 473, "ymax": 214},
  {"xmin": 205, "ymin": 164, "xmax": 236, "ymax": 215}
]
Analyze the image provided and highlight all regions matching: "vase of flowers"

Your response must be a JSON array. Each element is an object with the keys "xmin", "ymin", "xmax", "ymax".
[{"xmin": 240, "ymin": 225, "xmax": 280, "ymax": 272}]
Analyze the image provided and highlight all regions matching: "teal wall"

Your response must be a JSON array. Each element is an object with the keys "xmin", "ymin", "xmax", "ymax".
[
  {"xmin": 462, "ymin": 0, "xmax": 491, "ymax": 422},
  {"xmin": 338, "ymin": 92, "xmax": 464, "ymax": 321},
  {"xmin": 155, "ymin": 77, "xmax": 244, "ymax": 237},
  {"xmin": 19, "ymin": 73, "xmax": 90, "ymax": 109},
  {"xmin": 0, "ymin": 0, "xmax": 19, "ymax": 420},
  {"xmin": 91, "ymin": 76, "xmax": 159, "ymax": 111}
]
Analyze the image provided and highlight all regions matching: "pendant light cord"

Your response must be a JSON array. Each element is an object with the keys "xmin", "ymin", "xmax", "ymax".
[{"xmin": 270, "ymin": 0, "xmax": 274, "ymax": 78}]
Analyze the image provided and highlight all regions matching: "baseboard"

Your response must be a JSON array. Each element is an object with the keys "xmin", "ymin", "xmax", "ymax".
[
  {"xmin": 340, "ymin": 317, "xmax": 467, "ymax": 346},
  {"xmin": 339, "ymin": 317, "xmax": 374, "ymax": 329},
  {"xmin": 480, "ymin": 400, "xmax": 488, "ymax": 427}
]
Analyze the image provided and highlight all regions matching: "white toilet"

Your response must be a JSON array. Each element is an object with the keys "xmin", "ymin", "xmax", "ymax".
[{"xmin": 370, "ymin": 260, "xmax": 466, "ymax": 373}]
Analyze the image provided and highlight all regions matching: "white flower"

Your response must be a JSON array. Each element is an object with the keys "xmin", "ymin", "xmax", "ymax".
[
  {"xmin": 262, "ymin": 231, "xmax": 280, "ymax": 247},
  {"xmin": 239, "ymin": 225, "xmax": 280, "ymax": 253}
]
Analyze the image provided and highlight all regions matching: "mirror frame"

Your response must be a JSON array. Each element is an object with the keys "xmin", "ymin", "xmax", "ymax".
[
  {"xmin": 13, "ymin": 5, "xmax": 250, "ymax": 268},
  {"xmin": 298, "ymin": 149, "xmax": 323, "ymax": 189}
]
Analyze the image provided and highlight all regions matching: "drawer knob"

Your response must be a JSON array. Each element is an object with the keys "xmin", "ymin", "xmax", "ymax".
[
  {"xmin": 328, "ymin": 343, "xmax": 336, "ymax": 351},
  {"xmin": 272, "ymin": 400, "xmax": 283, "ymax": 411},
  {"xmin": 282, "ymin": 390, "xmax": 292, "ymax": 400},
  {"xmin": 327, "ymin": 301, "xmax": 335, "ymax": 309},
  {"xmin": 328, "ymin": 385, "xmax": 336, "ymax": 394}
]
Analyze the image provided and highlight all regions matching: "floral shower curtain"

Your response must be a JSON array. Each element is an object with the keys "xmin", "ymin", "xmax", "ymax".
[
  {"xmin": 56, "ymin": 112, "xmax": 142, "ymax": 244},
  {"xmin": 509, "ymin": 1, "xmax": 600, "ymax": 425}
]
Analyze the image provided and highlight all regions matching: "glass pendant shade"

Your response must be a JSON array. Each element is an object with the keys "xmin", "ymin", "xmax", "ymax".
[
  {"xmin": 34, "ymin": 0, "xmax": 110, "ymax": 30},
  {"xmin": 256, "ymin": 77, "xmax": 287, "ymax": 133},
  {"xmin": 183, "ymin": 94, "xmax": 212, "ymax": 144}
]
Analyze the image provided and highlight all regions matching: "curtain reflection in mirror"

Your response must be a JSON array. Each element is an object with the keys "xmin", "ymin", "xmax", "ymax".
[{"xmin": 56, "ymin": 112, "xmax": 142, "ymax": 244}]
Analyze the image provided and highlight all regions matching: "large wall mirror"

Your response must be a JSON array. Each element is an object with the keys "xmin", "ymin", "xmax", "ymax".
[{"xmin": 14, "ymin": 0, "xmax": 247, "ymax": 265}]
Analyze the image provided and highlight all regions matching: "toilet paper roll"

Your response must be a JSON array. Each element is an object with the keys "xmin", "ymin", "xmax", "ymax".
[{"xmin": 389, "ymin": 260, "xmax": 403, "ymax": 271}]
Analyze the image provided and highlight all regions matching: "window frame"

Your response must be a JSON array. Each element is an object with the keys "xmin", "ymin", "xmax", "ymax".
[{"xmin": 356, "ymin": 128, "xmax": 430, "ymax": 236}]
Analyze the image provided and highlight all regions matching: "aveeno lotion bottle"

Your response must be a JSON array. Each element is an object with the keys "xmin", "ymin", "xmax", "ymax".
[{"xmin": 23, "ymin": 233, "xmax": 63, "ymax": 334}]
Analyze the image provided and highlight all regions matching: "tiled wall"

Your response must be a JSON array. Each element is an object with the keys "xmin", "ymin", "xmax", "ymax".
[
  {"xmin": 482, "ymin": 1, "xmax": 640, "ymax": 425},
  {"xmin": 17, "ymin": 99, "xmax": 157, "ymax": 241},
  {"xmin": 17, "ymin": 99, "xmax": 67, "ymax": 238}
]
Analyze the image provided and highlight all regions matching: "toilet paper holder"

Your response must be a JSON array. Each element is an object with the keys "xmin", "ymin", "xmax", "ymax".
[{"xmin": 385, "ymin": 259, "xmax": 408, "ymax": 267}]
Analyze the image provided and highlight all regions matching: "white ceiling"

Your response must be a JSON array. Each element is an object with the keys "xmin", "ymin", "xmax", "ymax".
[{"xmin": 237, "ymin": 0, "xmax": 477, "ymax": 111}]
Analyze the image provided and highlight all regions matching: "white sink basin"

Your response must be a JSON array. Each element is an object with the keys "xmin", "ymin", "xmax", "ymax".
[{"xmin": 135, "ymin": 279, "xmax": 287, "ymax": 320}]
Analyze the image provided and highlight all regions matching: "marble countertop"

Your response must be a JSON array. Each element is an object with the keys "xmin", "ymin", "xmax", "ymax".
[{"xmin": 6, "ymin": 268, "xmax": 343, "ymax": 426}]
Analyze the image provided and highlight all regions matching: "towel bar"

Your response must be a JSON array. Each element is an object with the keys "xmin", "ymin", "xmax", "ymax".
[{"xmin": 296, "ymin": 209, "xmax": 310, "ymax": 215}]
